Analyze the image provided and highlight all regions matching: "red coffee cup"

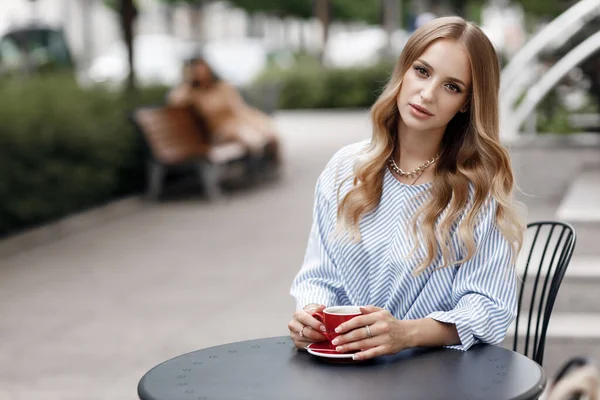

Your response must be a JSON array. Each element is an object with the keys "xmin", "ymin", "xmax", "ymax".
[{"xmin": 312, "ymin": 306, "xmax": 362, "ymax": 343}]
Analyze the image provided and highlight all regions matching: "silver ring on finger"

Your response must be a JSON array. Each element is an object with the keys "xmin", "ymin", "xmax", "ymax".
[
  {"xmin": 365, "ymin": 324, "xmax": 373, "ymax": 338},
  {"xmin": 299, "ymin": 325, "xmax": 306, "ymax": 337}
]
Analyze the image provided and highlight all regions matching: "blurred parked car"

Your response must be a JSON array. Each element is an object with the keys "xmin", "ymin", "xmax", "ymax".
[{"xmin": 0, "ymin": 23, "xmax": 75, "ymax": 77}]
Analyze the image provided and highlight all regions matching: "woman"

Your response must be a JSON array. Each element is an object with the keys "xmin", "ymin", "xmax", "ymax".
[
  {"xmin": 288, "ymin": 16, "xmax": 526, "ymax": 361},
  {"xmin": 168, "ymin": 56, "xmax": 281, "ymax": 167}
]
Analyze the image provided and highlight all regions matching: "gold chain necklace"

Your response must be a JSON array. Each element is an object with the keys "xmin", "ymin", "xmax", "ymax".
[{"xmin": 388, "ymin": 154, "xmax": 440, "ymax": 178}]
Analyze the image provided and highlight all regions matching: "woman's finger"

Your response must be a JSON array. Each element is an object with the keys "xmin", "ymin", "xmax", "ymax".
[
  {"xmin": 289, "ymin": 324, "xmax": 311, "ymax": 348},
  {"xmin": 331, "ymin": 326, "xmax": 363, "ymax": 345},
  {"xmin": 352, "ymin": 344, "xmax": 388, "ymax": 361},
  {"xmin": 300, "ymin": 325, "xmax": 327, "ymax": 341},
  {"xmin": 360, "ymin": 305, "xmax": 385, "ymax": 314},
  {"xmin": 334, "ymin": 314, "xmax": 379, "ymax": 335},
  {"xmin": 287, "ymin": 319, "xmax": 302, "ymax": 334},
  {"xmin": 302, "ymin": 304, "xmax": 325, "ymax": 313},
  {"xmin": 295, "ymin": 323, "xmax": 327, "ymax": 341},
  {"xmin": 290, "ymin": 334, "xmax": 312, "ymax": 350},
  {"xmin": 289, "ymin": 319, "xmax": 326, "ymax": 342},
  {"xmin": 335, "ymin": 336, "xmax": 383, "ymax": 353},
  {"xmin": 333, "ymin": 323, "xmax": 378, "ymax": 346},
  {"xmin": 294, "ymin": 310, "xmax": 327, "ymax": 333}
]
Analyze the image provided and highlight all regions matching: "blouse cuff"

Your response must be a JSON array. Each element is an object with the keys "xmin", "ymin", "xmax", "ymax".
[{"xmin": 426, "ymin": 309, "xmax": 478, "ymax": 351}]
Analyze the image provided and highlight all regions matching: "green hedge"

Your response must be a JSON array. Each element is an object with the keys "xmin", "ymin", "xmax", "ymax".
[
  {"xmin": 0, "ymin": 75, "xmax": 168, "ymax": 237},
  {"xmin": 252, "ymin": 61, "xmax": 394, "ymax": 109}
]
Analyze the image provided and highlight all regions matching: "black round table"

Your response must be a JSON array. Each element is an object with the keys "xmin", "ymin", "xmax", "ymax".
[{"xmin": 138, "ymin": 336, "xmax": 546, "ymax": 400}]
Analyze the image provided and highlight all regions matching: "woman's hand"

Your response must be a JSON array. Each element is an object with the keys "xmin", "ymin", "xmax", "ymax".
[
  {"xmin": 167, "ymin": 85, "xmax": 192, "ymax": 106},
  {"xmin": 288, "ymin": 304, "xmax": 327, "ymax": 350},
  {"xmin": 331, "ymin": 306, "xmax": 416, "ymax": 360}
]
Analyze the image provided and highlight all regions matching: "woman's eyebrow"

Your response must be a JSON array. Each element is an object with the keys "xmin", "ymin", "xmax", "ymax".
[{"xmin": 416, "ymin": 59, "xmax": 467, "ymax": 87}]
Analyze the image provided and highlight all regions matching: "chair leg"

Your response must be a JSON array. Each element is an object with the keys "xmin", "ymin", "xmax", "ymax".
[
  {"xmin": 147, "ymin": 161, "xmax": 165, "ymax": 200},
  {"xmin": 197, "ymin": 160, "xmax": 223, "ymax": 200},
  {"xmin": 246, "ymin": 153, "xmax": 262, "ymax": 184},
  {"xmin": 262, "ymin": 141, "xmax": 282, "ymax": 181}
]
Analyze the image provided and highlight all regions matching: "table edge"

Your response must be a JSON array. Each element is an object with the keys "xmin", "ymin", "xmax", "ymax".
[{"xmin": 137, "ymin": 336, "xmax": 548, "ymax": 400}]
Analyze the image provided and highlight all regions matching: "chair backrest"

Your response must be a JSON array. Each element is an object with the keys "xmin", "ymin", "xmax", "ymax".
[
  {"xmin": 513, "ymin": 221, "xmax": 577, "ymax": 366},
  {"xmin": 132, "ymin": 106, "xmax": 209, "ymax": 165}
]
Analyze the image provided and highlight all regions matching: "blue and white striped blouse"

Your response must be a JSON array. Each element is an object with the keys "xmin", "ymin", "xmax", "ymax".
[{"xmin": 290, "ymin": 141, "xmax": 517, "ymax": 351}]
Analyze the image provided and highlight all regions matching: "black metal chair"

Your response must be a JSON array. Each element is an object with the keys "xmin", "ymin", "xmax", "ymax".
[{"xmin": 513, "ymin": 221, "xmax": 577, "ymax": 366}]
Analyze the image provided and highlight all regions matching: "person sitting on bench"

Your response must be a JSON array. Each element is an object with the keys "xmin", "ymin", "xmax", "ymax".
[{"xmin": 167, "ymin": 56, "xmax": 281, "ymax": 169}]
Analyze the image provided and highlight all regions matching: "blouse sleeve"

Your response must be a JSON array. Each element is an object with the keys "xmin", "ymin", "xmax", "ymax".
[
  {"xmin": 290, "ymin": 158, "xmax": 347, "ymax": 310},
  {"xmin": 426, "ymin": 200, "xmax": 518, "ymax": 351}
]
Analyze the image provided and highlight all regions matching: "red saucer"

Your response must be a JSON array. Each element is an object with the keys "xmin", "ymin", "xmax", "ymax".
[{"xmin": 306, "ymin": 342, "xmax": 358, "ymax": 359}]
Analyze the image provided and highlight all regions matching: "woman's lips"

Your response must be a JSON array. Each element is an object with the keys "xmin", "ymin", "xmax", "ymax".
[{"xmin": 409, "ymin": 104, "xmax": 434, "ymax": 118}]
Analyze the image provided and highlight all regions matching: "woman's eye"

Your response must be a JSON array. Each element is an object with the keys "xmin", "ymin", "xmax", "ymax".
[
  {"xmin": 446, "ymin": 84, "xmax": 460, "ymax": 93},
  {"xmin": 415, "ymin": 66, "xmax": 428, "ymax": 77}
]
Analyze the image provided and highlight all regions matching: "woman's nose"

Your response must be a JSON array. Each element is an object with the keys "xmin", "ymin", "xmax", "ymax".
[{"xmin": 419, "ymin": 83, "xmax": 435, "ymax": 102}]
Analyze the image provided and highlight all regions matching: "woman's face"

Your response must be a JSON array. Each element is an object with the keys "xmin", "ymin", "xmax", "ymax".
[
  {"xmin": 192, "ymin": 61, "xmax": 212, "ymax": 84},
  {"xmin": 396, "ymin": 39, "xmax": 472, "ymax": 133}
]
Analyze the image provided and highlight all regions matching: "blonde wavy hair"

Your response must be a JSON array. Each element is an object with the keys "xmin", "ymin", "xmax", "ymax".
[{"xmin": 336, "ymin": 16, "xmax": 526, "ymax": 275}]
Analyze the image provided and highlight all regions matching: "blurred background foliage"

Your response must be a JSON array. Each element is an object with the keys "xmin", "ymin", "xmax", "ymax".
[
  {"xmin": 0, "ymin": 75, "xmax": 168, "ymax": 236},
  {"xmin": 253, "ymin": 56, "xmax": 393, "ymax": 109}
]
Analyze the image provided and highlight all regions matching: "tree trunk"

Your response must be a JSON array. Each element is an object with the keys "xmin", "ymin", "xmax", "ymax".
[
  {"xmin": 314, "ymin": 0, "xmax": 330, "ymax": 64},
  {"xmin": 164, "ymin": 4, "xmax": 175, "ymax": 36},
  {"xmin": 81, "ymin": 0, "xmax": 94, "ymax": 69},
  {"xmin": 119, "ymin": 0, "xmax": 137, "ymax": 92},
  {"xmin": 188, "ymin": 1, "xmax": 205, "ymax": 43},
  {"xmin": 381, "ymin": 0, "xmax": 401, "ymax": 59}
]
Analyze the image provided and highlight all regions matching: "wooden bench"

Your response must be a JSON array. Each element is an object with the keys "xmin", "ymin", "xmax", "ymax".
[{"xmin": 132, "ymin": 105, "xmax": 248, "ymax": 200}]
